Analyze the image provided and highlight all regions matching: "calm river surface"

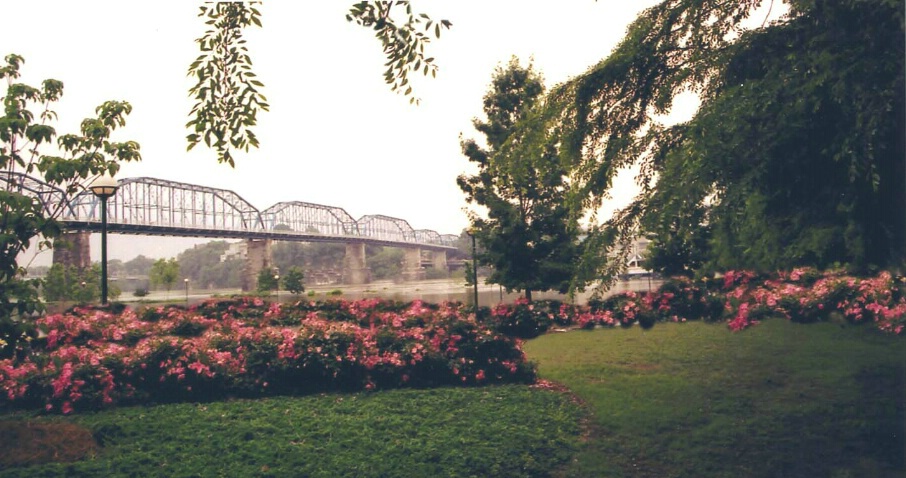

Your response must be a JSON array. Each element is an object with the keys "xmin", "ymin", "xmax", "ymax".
[
  {"xmin": 301, "ymin": 278, "xmax": 662, "ymax": 307},
  {"xmin": 123, "ymin": 278, "xmax": 662, "ymax": 307}
]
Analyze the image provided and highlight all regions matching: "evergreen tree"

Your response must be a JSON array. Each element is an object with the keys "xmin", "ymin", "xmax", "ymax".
[
  {"xmin": 458, "ymin": 58, "xmax": 580, "ymax": 301},
  {"xmin": 257, "ymin": 267, "xmax": 279, "ymax": 294},
  {"xmin": 282, "ymin": 266, "xmax": 305, "ymax": 295}
]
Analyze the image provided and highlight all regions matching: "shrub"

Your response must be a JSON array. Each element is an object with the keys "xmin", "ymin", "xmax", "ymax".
[
  {"xmin": 488, "ymin": 298, "xmax": 553, "ymax": 339},
  {"xmin": 0, "ymin": 298, "xmax": 536, "ymax": 414}
]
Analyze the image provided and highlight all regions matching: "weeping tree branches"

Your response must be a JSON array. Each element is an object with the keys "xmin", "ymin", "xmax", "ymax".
[{"xmin": 544, "ymin": 0, "xmax": 904, "ymax": 286}]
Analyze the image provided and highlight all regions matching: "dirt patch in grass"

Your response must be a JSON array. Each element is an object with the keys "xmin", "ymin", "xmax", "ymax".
[{"xmin": 0, "ymin": 421, "xmax": 98, "ymax": 468}]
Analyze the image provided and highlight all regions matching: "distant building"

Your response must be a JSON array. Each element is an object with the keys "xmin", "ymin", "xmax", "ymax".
[{"xmin": 624, "ymin": 237, "xmax": 652, "ymax": 278}]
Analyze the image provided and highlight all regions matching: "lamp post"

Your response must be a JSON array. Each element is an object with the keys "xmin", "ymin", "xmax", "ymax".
[
  {"xmin": 89, "ymin": 176, "xmax": 118, "ymax": 306},
  {"xmin": 184, "ymin": 278, "xmax": 189, "ymax": 306},
  {"xmin": 467, "ymin": 229, "xmax": 479, "ymax": 315},
  {"xmin": 274, "ymin": 274, "xmax": 280, "ymax": 301}
]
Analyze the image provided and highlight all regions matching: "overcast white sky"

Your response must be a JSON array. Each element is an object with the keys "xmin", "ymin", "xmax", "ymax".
[{"xmin": 4, "ymin": 0, "xmax": 671, "ymax": 262}]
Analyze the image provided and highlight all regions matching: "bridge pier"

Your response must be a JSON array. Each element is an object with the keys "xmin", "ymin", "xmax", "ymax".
[
  {"xmin": 342, "ymin": 241, "xmax": 371, "ymax": 285},
  {"xmin": 431, "ymin": 250, "xmax": 448, "ymax": 271},
  {"xmin": 242, "ymin": 239, "xmax": 272, "ymax": 292},
  {"xmin": 402, "ymin": 247, "xmax": 426, "ymax": 281},
  {"xmin": 52, "ymin": 231, "xmax": 92, "ymax": 270}
]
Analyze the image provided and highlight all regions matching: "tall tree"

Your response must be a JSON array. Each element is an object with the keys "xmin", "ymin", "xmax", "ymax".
[
  {"xmin": 458, "ymin": 58, "xmax": 580, "ymax": 301},
  {"xmin": 543, "ymin": 0, "xmax": 904, "ymax": 284}
]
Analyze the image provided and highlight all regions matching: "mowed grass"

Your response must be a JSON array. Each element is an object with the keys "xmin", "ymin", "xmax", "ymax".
[
  {"xmin": 0, "ymin": 386, "xmax": 582, "ymax": 477},
  {"xmin": 524, "ymin": 320, "xmax": 906, "ymax": 478}
]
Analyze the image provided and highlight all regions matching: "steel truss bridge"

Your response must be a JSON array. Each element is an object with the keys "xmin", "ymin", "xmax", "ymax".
[{"xmin": 5, "ymin": 173, "xmax": 458, "ymax": 251}]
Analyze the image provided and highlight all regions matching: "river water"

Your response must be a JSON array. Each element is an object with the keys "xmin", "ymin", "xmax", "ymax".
[
  {"xmin": 301, "ymin": 278, "xmax": 662, "ymax": 307},
  {"xmin": 117, "ymin": 277, "xmax": 662, "ymax": 308}
]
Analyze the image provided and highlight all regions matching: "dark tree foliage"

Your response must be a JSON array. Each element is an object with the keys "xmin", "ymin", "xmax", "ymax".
[
  {"xmin": 177, "ymin": 241, "xmax": 243, "ymax": 289},
  {"xmin": 458, "ymin": 58, "xmax": 580, "ymax": 301},
  {"xmin": 545, "ymin": 0, "xmax": 904, "ymax": 283},
  {"xmin": 123, "ymin": 254, "xmax": 155, "ymax": 277},
  {"xmin": 367, "ymin": 246, "xmax": 404, "ymax": 280},
  {"xmin": 272, "ymin": 241, "xmax": 307, "ymax": 274}
]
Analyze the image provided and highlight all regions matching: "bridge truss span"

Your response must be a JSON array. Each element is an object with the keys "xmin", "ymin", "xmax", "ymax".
[
  {"xmin": 358, "ymin": 215, "xmax": 417, "ymax": 244},
  {"xmin": 67, "ymin": 177, "xmax": 265, "ymax": 234},
  {"xmin": 8, "ymin": 174, "xmax": 457, "ymax": 250},
  {"xmin": 262, "ymin": 201, "xmax": 358, "ymax": 236},
  {"xmin": 1, "ymin": 172, "xmax": 73, "ymax": 217}
]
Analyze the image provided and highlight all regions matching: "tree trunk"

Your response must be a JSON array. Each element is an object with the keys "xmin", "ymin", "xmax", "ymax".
[{"xmin": 525, "ymin": 289, "xmax": 533, "ymax": 302}]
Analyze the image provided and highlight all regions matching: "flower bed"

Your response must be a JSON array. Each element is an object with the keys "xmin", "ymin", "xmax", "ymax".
[
  {"xmin": 483, "ymin": 269, "xmax": 905, "ymax": 337},
  {"xmin": 1, "ymin": 298, "xmax": 535, "ymax": 414},
  {"xmin": 2, "ymin": 270, "xmax": 902, "ymax": 414},
  {"xmin": 718, "ymin": 269, "xmax": 906, "ymax": 333}
]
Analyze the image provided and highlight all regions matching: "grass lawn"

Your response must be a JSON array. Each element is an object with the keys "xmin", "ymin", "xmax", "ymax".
[
  {"xmin": 524, "ymin": 320, "xmax": 906, "ymax": 478},
  {"xmin": 0, "ymin": 386, "xmax": 581, "ymax": 477}
]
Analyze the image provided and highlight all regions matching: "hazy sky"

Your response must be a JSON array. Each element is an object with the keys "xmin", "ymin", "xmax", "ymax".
[{"xmin": 4, "ymin": 1, "xmax": 671, "ymax": 262}]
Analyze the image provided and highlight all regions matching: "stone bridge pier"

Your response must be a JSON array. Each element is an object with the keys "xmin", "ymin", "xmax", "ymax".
[
  {"xmin": 52, "ymin": 231, "xmax": 92, "ymax": 269},
  {"xmin": 242, "ymin": 238, "xmax": 272, "ymax": 292},
  {"xmin": 430, "ymin": 249, "xmax": 448, "ymax": 271},
  {"xmin": 402, "ymin": 247, "xmax": 426, "ymax": 281},
  {"xmin": 401, "ymin": 248, "xmax": 448, "ymax": 280},
  {"xmin": 342, "ymin": 241, "xmax": 371, "ymax": 285}
]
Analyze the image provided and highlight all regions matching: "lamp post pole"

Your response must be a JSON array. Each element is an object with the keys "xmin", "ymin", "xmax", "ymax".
[
  {"xmin": 89, "ymin": 176, "xmax": 118, "ymax": 306},
  {"xmin": 469, "ymin": 230, "xmax": 479, "ymax": 315},
  {"xmin": 100, "ymin": 197, "xmax": 109, "ymax": 305},
  {"xmin": 184, "ymin": 278, "xmax": 189, "ymax": 306}
]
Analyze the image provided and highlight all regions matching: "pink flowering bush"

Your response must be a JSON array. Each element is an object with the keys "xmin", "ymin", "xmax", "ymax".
[
  {"xmin": 488, "ymin": 298, "xmax": 554, "ymax": 339},
  {"xmin": 716, "ymin": 269, "xmax": 906, "ymax": 333},
  {"xmin": 0, "ymin": 298, "xmax": 535, "ymax": 414},
  {"xmin": 589, "ymin": 291, "xmax": 659, "ymax": 328},
  {"xmin": 578, "ymin": 269, "xmax": 905, "ymax": 334}
]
